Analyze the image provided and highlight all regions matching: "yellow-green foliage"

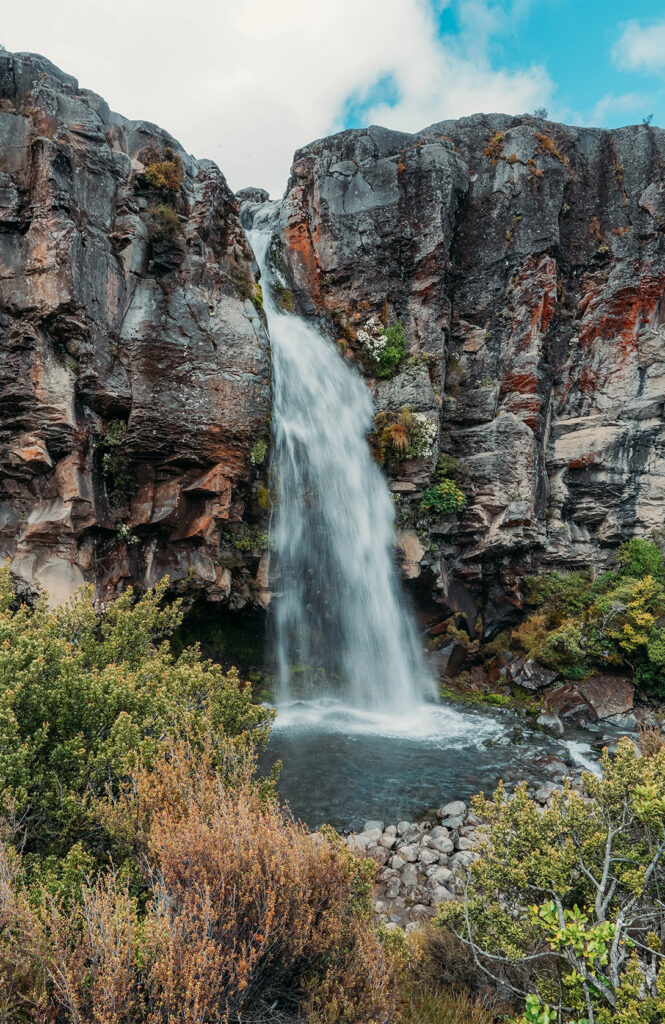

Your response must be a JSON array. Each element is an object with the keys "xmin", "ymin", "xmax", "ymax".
[
  {"xmin": 420, "ymin": 478, "xmax": 467, "ymax": 517},
  {"xmin": 514, "ymin": 539, "xmax": 665, "ymax": 693},
  {"xmin": 256, "ymin": 484, "xmax": 272, "ymax": 512},
  {"xmin": 437, "ymin": 738, "xmax": 665, "ymax": 1023},
  {"xmin": 0, "ymin": 565, "xmax": 272, "ymax": 867},
  {"xmin": 250, "ymin": 438, "xmax": 268, "ymax": 466},
  {"xmin": 144, "ymin": 144, "xmax": 185, "ymax": 193}
]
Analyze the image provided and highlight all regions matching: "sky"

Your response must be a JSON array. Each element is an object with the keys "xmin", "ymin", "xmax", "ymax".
[{"xmin": 2, "ymin": 0, "xmax": 665, "ymax": 196}]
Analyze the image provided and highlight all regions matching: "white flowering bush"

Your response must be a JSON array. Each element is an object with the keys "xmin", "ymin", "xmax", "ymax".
[
  {"xmin": 357, "ymin": 316, "xmax": 386, "ymax": 362},
  {"xmin": 357, "ymin": 316, "xmax": 407, "ymax": 377},
  {"xmin": 372, "ymin": 407, "xmax": 438, "ymax": 463},
  {"xmin": 407, "ymin": 413, "xmax": 437, "ymax": 458}
]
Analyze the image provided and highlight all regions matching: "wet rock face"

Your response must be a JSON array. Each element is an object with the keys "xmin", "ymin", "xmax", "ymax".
[
  {"xmin": 0, "ymin": 51, "xmax": 271, "ymax": 606},
  {"xmin": 278, "ymin": 114, "xmax": 665, "ymax": 634}
]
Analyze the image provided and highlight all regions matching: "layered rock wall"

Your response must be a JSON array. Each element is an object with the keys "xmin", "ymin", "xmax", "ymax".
[
  {"xmin": 0, "ymin": 52, "xmax": 271, "ymax": 607},
  {"xmin": 3, "ymin": 50, "xmax": 665, "ymax": 643},
  {"xmin": 278, "ymin": 116, "xmax": 665, "ymax": 634}
]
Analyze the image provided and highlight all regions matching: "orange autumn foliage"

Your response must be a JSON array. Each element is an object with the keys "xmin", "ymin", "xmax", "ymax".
[{"xmin": 0, "ymin": 747, "xmax": 398, "ymax": 1024}]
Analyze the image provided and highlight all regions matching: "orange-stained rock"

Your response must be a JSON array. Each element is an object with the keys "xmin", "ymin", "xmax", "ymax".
[
  {"xmin": 184, "ymin": 464, "xmax": 233, "ymax": 498},
  {"xmin": 11, "ymin": 436, "xmax": 52, "ymax": 471},
  {"xmin": 276, "ymin": 113, "xmax": 665, "ymax": 634}
]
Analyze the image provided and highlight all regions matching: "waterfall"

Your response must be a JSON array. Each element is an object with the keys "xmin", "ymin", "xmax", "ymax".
[{"xmin": 246, "ymin": 202, "xmax": 434, "ymax": 717}]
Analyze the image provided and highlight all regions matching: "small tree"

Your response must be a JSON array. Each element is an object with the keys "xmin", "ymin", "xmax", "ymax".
[{"xmin": 437, "ymin": 738, "xmax": 665, "ymax": 1023}]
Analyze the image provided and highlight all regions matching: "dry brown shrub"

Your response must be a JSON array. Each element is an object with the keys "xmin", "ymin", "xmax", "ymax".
[
  {"xmin": 589, "ymin": 215, "xmax": 603, "ymax": 244},
  {"xmin": 0, "ymin": 748, "xmax": 397, "ymax": 1024},
  {"xmin": 405, "ymin": 925, "xmax": 515, "ymax": 1020},
  {"xmin": 638, "ymin": 720, "xmax": 665, "ymax": 759},
  {"xmin": 483, "ymin": 131, "xmax": 504, "ymax": 164}
]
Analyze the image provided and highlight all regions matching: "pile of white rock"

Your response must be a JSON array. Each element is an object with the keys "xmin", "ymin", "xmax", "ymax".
[{"xmin": 344, "ymin": 799, "xmax": 483, "ymax": 929}]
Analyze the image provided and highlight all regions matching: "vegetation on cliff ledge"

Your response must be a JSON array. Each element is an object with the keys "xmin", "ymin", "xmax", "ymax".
[{"xmin": 514, "ymin": 538, "xmax": 665, "ymax": 696}]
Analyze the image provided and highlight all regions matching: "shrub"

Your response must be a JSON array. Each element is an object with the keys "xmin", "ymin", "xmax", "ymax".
[
  {"xmin": 616, "ymin": 536, "xmax": 665, "ymax": 582},
  {"xmin": 144, "ymin": 144, "xmax": 185, "ymax": 193},
  {"xmin": 514, "ymin": 540, "xmax": 665, "ymax": 691},
  {"xmin": 358, "ymin": 316, "xmax": 408, "ymax": 378},
  {"xmin": 146, "ymin": 202, "xmax": 180, "ymax": 241},
  {"xmin": 0, "ymin": 566, "xmax": 272, "ymax": 868},
  {"xmin": 483, "ymin": 131, "xmax": 504, "ymax": 164},
  {"xmin": 420, "ymin": 479, "xmax": 467, "ymax": 517},
  {"xmin": 250, "ymin": 438, "xmax": 268, "ymax": 465},
  {"xmin": 379, "ymin": 321, "xmax": 408, "ymax": 377},
  {"xmin": 223, "ymin": 524, "xmax": 271, "ymax": 552},
  {"xmin": 255, "ymin": 484, "xmax": 272, "ymax": 512},
  {"xmin": 437, "ymin": 738, "xmax": 665, "ymax": 1023},
  {"xmin": 436, "ymin": 453, "xmax": 466, "ymax": 483},
  {"xmin": 373, "ymin": 407, "xmax": 437, "ymax": 462},
  {"xmin": 0, "ymin": 748, "xmax": 398, "ymax": 1024}
]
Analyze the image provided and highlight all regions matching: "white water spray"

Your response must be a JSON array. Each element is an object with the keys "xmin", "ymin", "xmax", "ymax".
[{"xmin": 246, "ymin": 202, "xmax": 434, "ymax": 716}]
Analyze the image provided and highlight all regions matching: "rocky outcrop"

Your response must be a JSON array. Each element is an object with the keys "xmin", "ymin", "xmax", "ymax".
[
  {"xmin": 0, "ymin": 51, "xmax": 271, "ymax": 607},
  {"xmin": 276, "ymin": 115, "xmax": 665, "ymax": 637},
  {"xmin": 4, "ymin": 49, "xmax": 665, "ymax": 652}
]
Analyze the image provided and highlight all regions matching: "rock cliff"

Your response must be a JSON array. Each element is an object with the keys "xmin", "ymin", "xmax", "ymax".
[
  {"xmin": 277, "ymin": 115, "xmax": 665, "ymax": 636},
  {"xmin": 3, "ymin": 49, "xmax": 665, "ymax": 652},
  {"xmin": 0, "ymin": 51, "xmax": 271, "ymax": 609}
]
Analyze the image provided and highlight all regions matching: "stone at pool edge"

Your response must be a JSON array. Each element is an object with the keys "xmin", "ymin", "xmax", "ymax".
[{"xmin": 438, "ymin": 800, "xmax": 466, "ymax": 818}]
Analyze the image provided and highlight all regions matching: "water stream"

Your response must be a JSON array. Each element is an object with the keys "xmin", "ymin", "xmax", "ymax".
[{"xmin": 243, "ymin": 201, "xmax": 597, "ymax": 827}]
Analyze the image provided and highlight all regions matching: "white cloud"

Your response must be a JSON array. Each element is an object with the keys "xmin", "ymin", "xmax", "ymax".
[
  {"xmin": 588, "ymin": 91, "xmax": 652, "ymax": 126},
  {"xmin": 613, "ymin": 19, "xmax": 665, "ymax": 74},
  {"xmin": 2, "ymin": 0, "xmax": 553, "ymax": 196}
]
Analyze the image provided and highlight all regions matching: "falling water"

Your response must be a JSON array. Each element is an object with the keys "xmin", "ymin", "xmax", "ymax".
[
  {"xmin": 243, "ymin": 201, "xmax": 600, "ymax": 825},
  {"xmin": 246, "ymin": 202, "xmax": 434, "ymax": 716}
]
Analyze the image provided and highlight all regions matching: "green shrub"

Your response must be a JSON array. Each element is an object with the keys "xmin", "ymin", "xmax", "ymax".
[
  {"xmin": 95, "ymin": 419, "xmax": 131, "ymax": 504},
  {"xmin": 436, "ymin": 453, "xmax": 465, "ymax": 483},
  {"xmin": 437, "ymin": 738, "xmax": 665, "ymax": 1023},
  {"xmin": 0, "ymin": 566, "xmax": 272, "ymax": 867},
  {"xmin": 250, "ymin": 438, "xmax": 268, "ymax": 466},
  {"xmin": 515, "ymin": 540, "xmax": 665, "ymax": 692},
  {"xmin": 223, "ymin": 524, "xmax": 271, "ymax": 551},
  {"xmin": 616, "ymin": 536, "xmax": 665, "ymax": 582},
  {"xmin": 358, "ymin": 317, "xmax": 408, "ymax": 378},
  {"xmin": 146, "ymin": 203, "xmax": 180, "ymax": 242},
  {"xmin": 523, "ymin": 568, "xmax": 599, "ymax": 616},
  {"xmin": 420, "ymin": 479, "xmax": 467, "ymax": 517},
  {"xmin": 376, "ymin": 321, "xmax": 408, "ymax": 377},
  {"xmin": 274, "ymin": 280, "xmax": 294, "ymax": 311},
  {"xmin": 256, "ymin": 484, "xmax": 272, "ymax": 512}
]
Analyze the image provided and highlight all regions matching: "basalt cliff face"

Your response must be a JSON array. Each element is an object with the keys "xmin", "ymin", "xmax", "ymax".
[
  {"xmin": 278, "ymin": 116, "xmax": 665, "ymax": 637},
  {"xmin": 3, "ymin": 52, "xmax": 665, "ymax": 648},
  {"xmin": 0, "ymin": 51, "xmax": 271, "ymax": 610}
]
